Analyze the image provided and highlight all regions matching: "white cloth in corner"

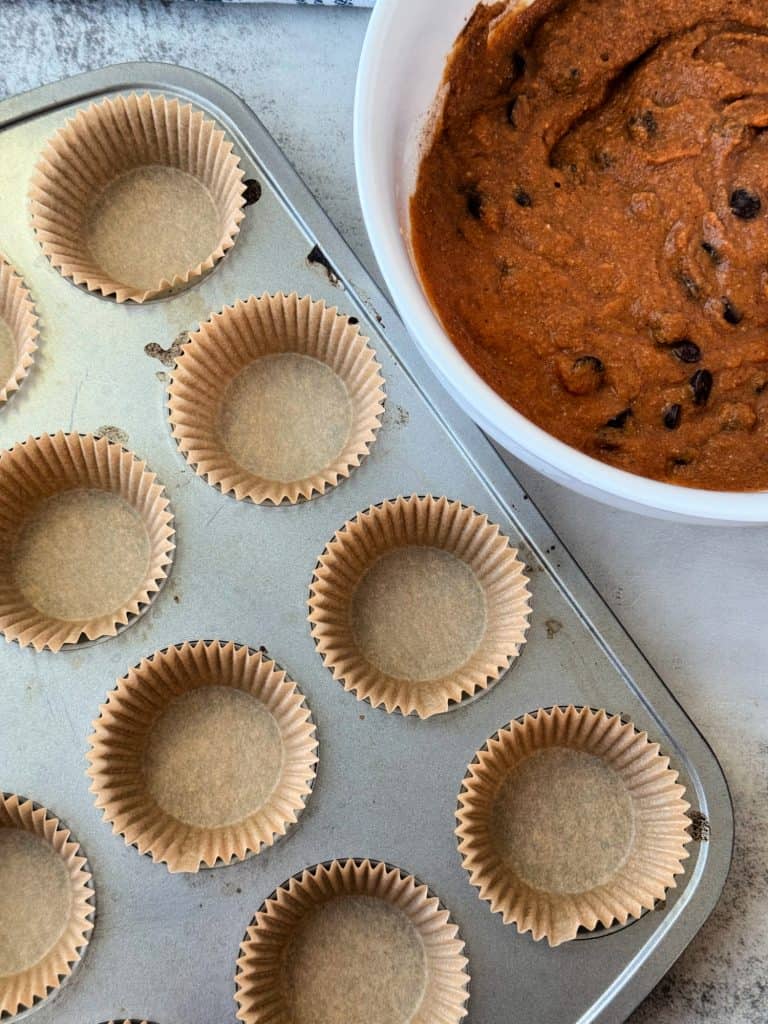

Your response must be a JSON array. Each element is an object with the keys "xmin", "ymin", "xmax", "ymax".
[{"xmin": 193, "ymin": 0, "xmax": 375, "ymax": 6}]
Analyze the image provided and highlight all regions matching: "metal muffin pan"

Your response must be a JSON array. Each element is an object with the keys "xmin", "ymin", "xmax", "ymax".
[{"xmin": 0, "ymin": 63, "xmax": 732, "ymax": 1024}]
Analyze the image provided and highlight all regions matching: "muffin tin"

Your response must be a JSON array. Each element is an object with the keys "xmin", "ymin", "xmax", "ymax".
[{"xmin": 0, "ymin": 63, "xmax": 732, "ymax": 1023}]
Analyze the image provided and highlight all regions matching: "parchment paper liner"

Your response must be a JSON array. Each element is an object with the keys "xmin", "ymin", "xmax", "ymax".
[
  {"xmin": 29, "ymin": 92, "xmax": 246, "ymax": 302},
  {"xmin": 456, "ymin": 705, "xmax": 692, "ymax": 946},
  {"xmin": 308, "ymin": 495, "xmax": 531, "ymax": 718},
  {"xmin": 87, "ymin": 640, "xmax": 318, "ymax": 873},
  {"xmin": 235, "ymin": 858, "xmax": 469, "ymax": 1024},
  {"xmin": 0, "ymin": 256, "xmax": 38, "ymax": 405},
  {"xmin": 0, "ymin": 432, "xmax": 175, "ymax": 652},
  {"xmin": 168, "ymin": 292, "xmax": 385, "ymax": 504},
  {"xmin": 0, "ymin": 792, "xmax": 94, "ymax": 1018}
]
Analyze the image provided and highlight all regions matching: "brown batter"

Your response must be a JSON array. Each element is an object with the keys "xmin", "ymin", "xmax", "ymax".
[{"xmin": 411, "ymin": 0, "xmax": 768, "ymax": 490}]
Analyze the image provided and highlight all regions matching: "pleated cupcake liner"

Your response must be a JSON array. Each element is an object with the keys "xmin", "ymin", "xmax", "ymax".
[
  {"xmin": 0, "ymin": 793, "xmax": 95, "ymax": 1018},
  {"xmin": 87, "ymin": 640, "xmax": 318, "ymax": 873},
  {"xmin": 29, "ymin": 92, "xmax": 245, "ymax": 302},
  {"xmin": 235, "ymin": 858, "xmax": 469, "ymax": 1024},
  {"xmin": 0, "ymin": 432, "xmax": 175, "ymax": 652},
  {"xmin": 456, "ymin": 705, "xmax": 692, "ymax": 946},
  {"xmin": 0, "ymin": 255, "xmax": 38, "ymax": 405},
  {"xmin": 168, "ymin": 292, "xmax": 385, "ymax": 505},
  {"xmin": 308, "ymin": 494, "xmax": 531, "ymax": 718}
]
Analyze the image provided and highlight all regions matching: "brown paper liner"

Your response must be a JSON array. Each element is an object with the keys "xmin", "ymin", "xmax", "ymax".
[
  {"xmin": 456, "ymin": 706, "xmax": 692, "ymax": 946},
  {"xmin": 87, "ymin": 641, "xmax": 318, "ymax": 873},
  {"xmin": 168, "ymin": 293, "xmax": 385, "ymax": 504},
  {"xmin": 308, "ymin": 495, "xmax": 531, "ymax": 718},
  {"xmin": 29, "ymin": 93, "xmax": 246, "ymax": 303},
  {"xmin": 0, "ymin": 256, "xmax": 38, "ymax": 405},
  {"xmin": 235, "ymin": 859, "xmax": 469, "ymax": 1024},
  {"xmin": 0, "ymin": 793, "xmax": 95, "ymax": 1017},
  {"xmin": 0, "ymin": 432, "xmax": 175, "ymax": 652}
]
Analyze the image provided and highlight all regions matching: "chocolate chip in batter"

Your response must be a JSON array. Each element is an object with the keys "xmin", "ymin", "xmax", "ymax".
[
  {"xmin": 557, "ymin": 354, "xmax": 604, "ymax": 394},
  {"xmin": 515, "ymin": 189, "xmax": 533, "ymax": 207},
  {"xmin": 663, "ymin": 403, "xmax": 682, "ymax": 429},
  {"xmin": 640, "ymin": 110, "xmax": 658, "ymax": 133},
  {"xmin": 511, "ymin": 52, "xmax": 527, "ymax": 80},
  {"xmin": 690, "ymin": 368, "xmax": 713, "ymax": 405},
  {"xmin": 722, "ymin": 299, "xmax": 743, "ymax": 325},
  {"xmin": 465, "ymin": 187, "xmax": 484, "ymax": 219},
  {"xmin": 701, "ymin": 241, "xmax": 721, "ymax": 264},
  {"xmin": 730, "ymin": 188, "xmax": 761, "ymax": 220},
  {"xmin": 605, "ymin": 407, "xmax": 632, "ymax": 428},
  {"xmin": 574, "ymin": 354, "xmax": 604, "ymax": 373},
  {"xmin": 670, "ymin": 340, "xmax": 701, "ymax": 363}
]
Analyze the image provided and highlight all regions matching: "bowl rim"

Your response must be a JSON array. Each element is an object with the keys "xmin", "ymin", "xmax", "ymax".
[{"xmin": 353, "ymin": 0, "xmax": 768, "ymax": 523}]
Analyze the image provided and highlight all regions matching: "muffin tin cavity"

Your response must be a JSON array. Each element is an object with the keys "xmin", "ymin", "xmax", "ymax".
[
  {"xmin": 456, "ymin": 706, "xmax": 692, "ymax": 946},
  {"xmin": 0, "ymin": 256, "xmax": 37, "ymax": 406},
  {"xmin": 0, "ymin": 432, "xmax": 174, "ymax": 651},
  {"xmin": 0, "ymin": 793, "xmax": 94, "ymax": 1018},
  {"xmin": 309, "ymin": 495, "xmax": 531, "ymax": 717},
  {"xmin": 235, "ymin": 859, "xmax": 469, "ymax": 1024},
  {"xmin": 87, "ymin": 641, "xmax": 318, "ymax": 873},
  {"xmin": 30, "ymin": 93, "xmax": 246, "ymax": 302},
  {"xmin": 168, "ymin": 292, "xmax": 385, "ymax": 504}
]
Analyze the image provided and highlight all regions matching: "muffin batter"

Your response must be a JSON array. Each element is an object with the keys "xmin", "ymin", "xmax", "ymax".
[{"xmin": 411, "ymin": 0, "xmax": 768, "ymax": 489}]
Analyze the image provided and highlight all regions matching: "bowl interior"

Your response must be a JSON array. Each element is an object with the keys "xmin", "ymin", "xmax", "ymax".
[{"xmin": 354, "ymin": 0, "xmax": 768, "ymax": 523}]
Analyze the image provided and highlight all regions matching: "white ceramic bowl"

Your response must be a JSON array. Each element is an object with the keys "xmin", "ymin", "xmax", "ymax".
[{"xmin": 354, "ymin": 0, "xmax": 768, "ymax": 525}]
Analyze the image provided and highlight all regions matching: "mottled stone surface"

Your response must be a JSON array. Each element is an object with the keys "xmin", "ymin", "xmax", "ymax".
[{"xmin": 0, "ymin": 3, "xmax": 766, "ymax": 1022}]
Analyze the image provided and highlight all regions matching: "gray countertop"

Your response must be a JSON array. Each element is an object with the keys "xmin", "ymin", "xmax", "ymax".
[{"xmin": 0, "ymin": 3, "xmax": 764, "ymax": 1022}]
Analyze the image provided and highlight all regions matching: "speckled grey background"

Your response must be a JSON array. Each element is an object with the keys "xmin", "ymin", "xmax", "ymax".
[{"xmin": 0, "ymin": 2, "xmax": 765, "ymax": 1022}]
